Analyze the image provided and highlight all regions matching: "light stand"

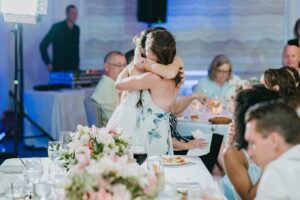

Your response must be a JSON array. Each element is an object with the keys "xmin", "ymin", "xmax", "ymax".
[{"xmin": 0, "ymin": 0, "xmax": 48, "ymax": 157}]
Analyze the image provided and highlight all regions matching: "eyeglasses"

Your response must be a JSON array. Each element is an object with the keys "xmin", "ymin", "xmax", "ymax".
[
  {"xmin": 216, "ymin": 69, "xmax": 230, "ymax": 74},
  {"xmin": 106, "ymin": 63, "xmax": 127, "ymax": 68}
]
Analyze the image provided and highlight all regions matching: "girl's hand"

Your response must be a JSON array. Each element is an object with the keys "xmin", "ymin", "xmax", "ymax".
[
  {"xmin": 187, "ymin": 139, "xmax": 208, "ymax": 149},
  {"xmin": 133, "ymin": 57, "xmax": 146, "ymax": 71},
  {"xmin": 132, "ymin": 47, "xmax": 145, "ymax": 71}
]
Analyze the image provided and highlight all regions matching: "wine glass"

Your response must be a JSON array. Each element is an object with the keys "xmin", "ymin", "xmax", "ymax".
[
  {"xmin": 23, "ymin": 159, "xmax": 44, "ymax": 196},
  {"xmin": 59, "ymin": 131, "xmax": 72, "ymax": 150},
  {"xmin": 133, "ymin": 135, "xmax": 148, "ymax": 165},
  {"xmin": 48, "ymin": 141, "xmax": 62, "ymax": 172},
  {"xmin": 48, "ymin": 141, "xmax": 61, "ymax": 162},
  {"xmin": 34, "ymin": 181, "xmax": 51, "ymax": 200}
]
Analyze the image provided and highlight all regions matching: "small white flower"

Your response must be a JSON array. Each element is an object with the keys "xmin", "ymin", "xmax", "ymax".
[
  {"xmin": 80, "ymin": 133, "xmax": 90, "ymax": 144},
  {"xmin": 96, "ymin": 131, "xmax": 115, "ymax": 146},
  {"xmin": 111, "ymin": 184, "xmax": 131, "ymax": 200}
]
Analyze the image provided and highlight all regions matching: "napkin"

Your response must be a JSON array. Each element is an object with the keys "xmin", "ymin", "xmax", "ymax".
[{"xmin": 187, "ymin": 129, "xmax": 212, "ymax": 156}]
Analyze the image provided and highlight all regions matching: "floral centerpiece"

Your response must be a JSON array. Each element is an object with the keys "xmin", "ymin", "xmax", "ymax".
[
  {"xmin": 229, "ymin": 77, "xmax": 259, "ymax": 97},
  {"xmin": 60, "ymin": 125, "xmax": 129, "ymax": 170},
  {"xmin": 65, "ymin": 156, "xmax": 160, "ymax": 200},
  {"xmin": 226, "ymin": 77, "xmax": 259, "ymax": 113}
]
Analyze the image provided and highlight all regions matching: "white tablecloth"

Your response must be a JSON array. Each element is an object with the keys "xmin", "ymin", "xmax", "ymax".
[
  {"xmin": 177, "ymin": 119, "xmax": 229, "ymax": 155},
  {"xmin": 163, "ymin": 156, "xmax": 214, "ymax": 187},
  {"xmin": 24, "ymin": 88, "xmax": 94, "ymax": 148},
  {"xmin": 0, "ymin": 157, "xmax": 214, "ymax": 199},
  {"xmin": 177, "ymin": 120, "xmax": 228, "ymax": 138}
]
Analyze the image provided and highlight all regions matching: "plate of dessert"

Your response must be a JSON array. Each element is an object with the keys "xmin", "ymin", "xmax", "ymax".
[{"xmin": 162, "ymin": 156, "xmax": 189, "ymax": 166}]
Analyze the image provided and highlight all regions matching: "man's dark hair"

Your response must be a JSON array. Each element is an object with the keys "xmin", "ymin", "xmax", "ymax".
[
  {"xmin": 245, "ymin": 101, "xmax": 300, "ymax": 145},
  {"xmin": 103, "ymin": 51, "xmax": 124, "ymax": 63},
  {"xmin": 235, "ymin": 85, "xmax": 280, "ymax": 149},
  {"xmin": 66, "ymin": 5, "xmax": 77, "ymax": 13},
  {"xmin": 125, "ymin": 49, "xmax": 135, "ymax": 64}
]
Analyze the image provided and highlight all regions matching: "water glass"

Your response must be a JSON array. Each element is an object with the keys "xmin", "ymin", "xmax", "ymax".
[
  {"xmin": 34, "ymin": 181, "xmax": 51, "ymax": 200},
  {"xmin": 147, "ymin": 156, "xmax": 162, "ymax": 172},
  {"xmin": 158, "ymin": 184, "xmax": 179, "ymax": 200},
  {"xmin": 188, "ymin": 186, "xmax": 203, "ymax": 200},
  {"xmin": 5, "ymin": 184, "xmax": 26, "ymax": 200},
  {"xmin": 24, "ymin": 159, "xmax": 43, "ymax": 186},
  {"xmin": 147, "ymin": 156, "xmax": 165, "ymax": 192}
]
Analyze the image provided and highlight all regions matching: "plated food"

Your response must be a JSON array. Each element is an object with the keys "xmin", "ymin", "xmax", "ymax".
[
  {"xmin": 208, "ymin": 116, "xmax": 232, "ymax": 124},
  {"xmin": 162, "ymin": 156, "xmax": 188, "ymax": 165}
]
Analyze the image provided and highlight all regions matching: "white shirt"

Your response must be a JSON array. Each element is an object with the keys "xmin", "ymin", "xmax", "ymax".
[
  {"xmin": 255, "ymin": 144, "xmax": 300, "ymax": 200},
  {"xmin": 91, "ymin": 75, "xmax": 120, "ymax": 126}
]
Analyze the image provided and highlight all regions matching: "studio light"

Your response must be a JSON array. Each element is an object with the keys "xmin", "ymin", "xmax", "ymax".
[{"xmin": 0, "ymin": 0, "xmax": 48, "ymax": 24}]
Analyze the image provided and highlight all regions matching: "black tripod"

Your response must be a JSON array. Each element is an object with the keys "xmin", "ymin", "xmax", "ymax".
[
  {"xmin": 10, "ymin": 24, "xmax": 54, "ymax": 155},
  {"xmin": 11, "ymin": 24, "xmax": 24, "ymax": 157}
]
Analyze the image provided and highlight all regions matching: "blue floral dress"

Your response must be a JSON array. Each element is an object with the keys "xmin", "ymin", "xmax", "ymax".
[{"xmin": 107, "ymin": 90, "xmax": 174, "ymax": 156}]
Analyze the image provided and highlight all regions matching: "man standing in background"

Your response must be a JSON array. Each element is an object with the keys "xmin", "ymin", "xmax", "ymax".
[{"xmin": 40, "ymin": 5, "xmax": 80, "ymax": 72}]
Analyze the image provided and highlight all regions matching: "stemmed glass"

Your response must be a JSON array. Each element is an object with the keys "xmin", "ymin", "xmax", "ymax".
[
  {"xmin": 23, "ymin": 159, "xmax": 44, "ymax": 196},
  {"xmin": 48, "ymin": 141, "xmax": 62, "ymax": 173},
  {"xmin": 24, "ymin": 159, "xmax": 43, "ymax": 186},
  {"xmin": 133, "ymin": 134, "xmax": 148, "ymax": 165},
  {"xmin": 59, "ymin": 131, "xmax": 72, "ymax": 151},
  {"xmin": 34, "ymin": 181, "xmax": 51, "ymax": 200}
]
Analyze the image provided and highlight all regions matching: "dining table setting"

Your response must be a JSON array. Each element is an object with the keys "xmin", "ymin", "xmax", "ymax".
[{"xmin": 0, "ymin": 125, "xmax": 226, "ymax": 200}]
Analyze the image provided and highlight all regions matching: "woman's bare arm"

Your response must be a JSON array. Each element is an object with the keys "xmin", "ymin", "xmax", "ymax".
[
  {"xmin": 172, "ymin": 138, "xmax": 207, "ymax": 151},
  {"xmin": 173, "ymin": 93, "xmax": 207, "ymax": 115},
  {"xmin": 223, "ymin": 146, "xmax": 259, "ymax": 200},
  {"xmin": 116, "ymin": 70, "xmax": 161, "ymax": 91},
  {"xmin": 144, "ymin": 56, "xmax": 183, "ymax": 79}
]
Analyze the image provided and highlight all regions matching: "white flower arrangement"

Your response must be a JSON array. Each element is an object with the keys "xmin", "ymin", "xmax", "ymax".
[
  {"xmin": 60, "ymin": 125, "xmax": 130, "ymax": 170},
  {"xmin": 228, "ymin": 77, "xmax": 259, "ymax": 99},
  {"xmin": 64, "ymin": 155, "xmax": 160, "ymax": 200}
]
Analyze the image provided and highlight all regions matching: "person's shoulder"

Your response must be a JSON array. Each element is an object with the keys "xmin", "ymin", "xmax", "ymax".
[
  {"xmin": 74, "ymin": 24, "xmax": 80, "ymax": 30},
  {"xmin": 53, "ymin": 21, "xmax": 65, "ymax": 27},
  {"xmin": 51, "ymin": 21, "xmax": 65, "ymax": 30},
  {"xmin": 224, "ymin": 145, "xmax": 239, "ymax": 157},
  {"xmin": 224, "ymin": 146, "xmax": 247, "ymax": 165}
]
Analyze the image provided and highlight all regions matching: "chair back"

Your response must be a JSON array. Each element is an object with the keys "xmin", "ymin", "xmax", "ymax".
[{"xmin": 83, "ymin": 97, "xmax": 102, "ymax": 127}]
